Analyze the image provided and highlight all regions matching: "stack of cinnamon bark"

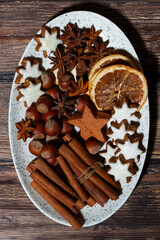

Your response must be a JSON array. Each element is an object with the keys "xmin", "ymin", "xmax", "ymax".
[{"xmin": 27, "ymin": 133, "xmax": 120, "ymax": 230}]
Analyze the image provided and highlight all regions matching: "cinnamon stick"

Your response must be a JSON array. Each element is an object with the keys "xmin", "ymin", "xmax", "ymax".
[
  {"xmin": 56, "ymin": 155, "xmax": 89, "ymax": 203},
  {"xmin": 59, "ymin": 144, "xmax": 118, "ymax": 200},
  {"xmin": 27, "ymin": 158, "xmax": 77, "ymax": 198},
  {"xmin": 30, "ymin": 170, "xmax": 78, "ymax": 214},
  {"xmin": 63, "ymin": 134, "xmax": 120, "ymax": 189},
  {"xmin": 87, "ymin": 197, "xmax": 96, "ymax": 207},
  {"xmin": 69, "ymin": 160, "xmax": 109, "ymax": 207},
  {"xmin": 27, "ymin": 158, "xmax": 85, "ymax": 210},
  {"xmin": 26, "ymin": 163, "xmax": 35, "ymax": 173},
  {"xmin": 66, "ymin": 176, "xmax": 96, "ymax": 207},
  {"xmin": 30, "ymin": 180, "xmax": 83, "ymax": 230}
]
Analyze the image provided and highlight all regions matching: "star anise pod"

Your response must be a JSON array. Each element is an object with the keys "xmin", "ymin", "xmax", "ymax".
[
  {"xmin": 88, "ymin": 40, "xmax": 114, "ymax": 67},
  {"xmin": 64, "ymin": 48, "xmax": 89, "ymax": 75},
  {"xmin": 49, "ymin": 47, "xmax": 66, "ymax": 74},
  {"xmin": 52, "ymin": 93, "xmax": 75, "ymax": 118},
  {"xmin": 62, "ymin": 52, "xmax": 77, "ymax": 72},
  {"xmin": 76, "ymin": 48, "xmax": 90, "ymax": 75},
  {"xmin": 59, "ymin": 23, "xmax": 78, "ymax": 43},
  {"xmin": 15, "ymin": 118, "xmax": 34, "ymax": 142},
  {"xmin": 65, "ymin": 29, "xmax": 88, "ymax": 49},
  {"xmin": 68, "ymin": 77, "xmax": 88, "ymax": 97},
  {"xmin": 86, "ymin": 25, "xmax": 102, "ymax": 48}
]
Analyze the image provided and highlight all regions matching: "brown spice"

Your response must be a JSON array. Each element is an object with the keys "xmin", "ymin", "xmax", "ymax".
[
  {"xmin": 86, "ymin": 25, "xmax": 102, "ymax": 48},
  {"xmin": 52, "ymin": 93, "xmax": 75, "ymax": 118},
  {"xmin": 64, "ymin": 29, "xmax": 87, "ymax": 49},
  {"xmin": 59, "ymin": 23, "xmax": 78, "ymax": 43},
  {"xmin": 15, "ymin": 118, "xmax": 34, "ymax": 142},
  {"xmin": 49, "ymin": 47, "xmax": 66, "ymax": 74},
  {"xmin": 68, "ymin": 77, "xmax": 88, "ymax": 97},
  {"xmin": 88, "ymin": 40, "xmax": 114, "ymax": 67}
]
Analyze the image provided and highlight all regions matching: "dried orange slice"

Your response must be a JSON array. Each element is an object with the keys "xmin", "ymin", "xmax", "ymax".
[
  {"xmin": 89, "ymin": 54, "xmax": 137, "ymax": 81},
  {"xmin": 89, "ymin": 65, "xmax": 148, "ymax": 111}
]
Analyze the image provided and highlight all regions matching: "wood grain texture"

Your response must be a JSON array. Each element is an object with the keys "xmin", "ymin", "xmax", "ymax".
[{"xmin": 0, "ymin": 0, "xmax": 160, "ymax": 239}]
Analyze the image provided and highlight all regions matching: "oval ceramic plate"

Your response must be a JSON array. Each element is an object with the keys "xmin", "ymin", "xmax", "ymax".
[{"xmin": 9, "ymin": 11, "xmax": 149, "ymax": 227}]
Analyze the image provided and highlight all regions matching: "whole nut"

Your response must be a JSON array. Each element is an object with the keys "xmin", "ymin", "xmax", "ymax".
[
  {"xmin": 26, "ymin": 104, "xmax": 41, "ymax": 122},
  {"xmin": 85, "ymin": 138, "xmax": 101, "ymax": 155},
  {"xmin": 29, "ymin": 139, "xmax": 43, "ymax": 156},
  {"xmin": 42, "ymin": 109, "xmax": 58, "ymax": 122},
  {"xmin": 58, "ymin": 73, "xmax": 73, "ymax": 91},
  {"xmin": 75, "ymin": 95, "xmax": 89, "ymax": 112},
  {"xmin": 33, "ymin": 121, "xmax": 46, "ymax": 139},
  {"xmin": 41, "ymin": 71, "xmax": 55, "ymax": 89},
  {"xmin": 46, "ymin": 156, "xmax": 57, "ymax": 166},
  {"xmin": 46, "ymin": 87, "xmax": 59, "ymax": 100},
  {"xmin": 41, "ymin": 141, "xmax": 58, "ymax": 159},
  {"xmin": 44, "ymin": 118, "xmax": 62, "ymax": 136},
  {"xmin": 36, "ymin": 95, "xmax": 53, "ymax": 114},
  {"xmin": 60, "ymin": 117, "xmax": 73, "ymax": 134}
]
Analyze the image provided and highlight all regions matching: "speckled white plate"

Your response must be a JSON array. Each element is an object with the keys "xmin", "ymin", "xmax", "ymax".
[{"xmin": 9, "ymin": 11, "xmax": 149, "ymax": 228}]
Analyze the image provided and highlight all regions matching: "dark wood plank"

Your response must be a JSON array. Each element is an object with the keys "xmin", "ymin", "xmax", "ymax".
[
  {"xmin": 0, "ymin": 1, "xmax": 160, "ymax": 72},
  {"xmin": 0, "ymin": 0, "xmax": 160, "ymax": 239}
]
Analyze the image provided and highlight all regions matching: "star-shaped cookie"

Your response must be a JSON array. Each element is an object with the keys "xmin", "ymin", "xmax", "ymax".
[
  {"xmin": 34, "ymin": 27, "xmax": 62, "ymax": 57},
  {"xmin": 15, "ymin": 57, "xmax": 43, "ymax": 84},
  {"xmin": 107, "ymin": 123, "xmax": 134, "ymax": 141},
  {"xmin": 106, "ymin": 120, "xmax": 136, "ymax": 141},
  {"xmin": 108, "ymin": 158, "xmax": 133, "ymax": 182},
  {"xmin": 111, "ymin": 101, "xmax": 139, "ymax": 123},
  {"xmin": 17, "ymin": 80, "xmax": 45, "ymax": 107},
  {"xmin": 100, "ymin": 142, "xmax": 118, "ymax": 161},
  {"xmin": 68, "ymin": 104, "xmax": 110, "ymax": 142},
  {"xmin": 116, "ymin": 135, "xmax": 143, "ymax": 162}
]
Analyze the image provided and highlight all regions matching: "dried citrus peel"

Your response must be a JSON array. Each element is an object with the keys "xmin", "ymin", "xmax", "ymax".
[
  {"xmin": 89, "ymin": 54, "xmax": 136, "ymax": 82},
  {"xmin": 89, "ymin": 65, "xmax": 148, "ymax": 111}
]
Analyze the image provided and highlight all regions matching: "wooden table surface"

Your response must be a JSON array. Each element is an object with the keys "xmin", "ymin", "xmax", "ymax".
[{"xmin": 0, "ymin": 1, "xmax": 160, "ymax": 239}]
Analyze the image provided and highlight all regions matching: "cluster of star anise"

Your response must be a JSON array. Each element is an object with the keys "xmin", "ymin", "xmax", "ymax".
[
  {"xmin": 49, "ymin": 22, "xmax": 114, "ymax": 81},
  {"xmin": 47, "ymin": 23, "xmax": 115, "ymax": 119}
]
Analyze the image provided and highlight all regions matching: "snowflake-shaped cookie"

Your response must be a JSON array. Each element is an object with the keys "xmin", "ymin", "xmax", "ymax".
[
  {"xmin": 17, "ymin": 80, "xmax": 45, "ymax": 107},
  {"xmin": 15, "ymin": 57, "xmax": 43, "ymax": 84},
  {"xmin": 106, "ymin": 121, "xmax": 135, "ymax": 141},
  {"xmin": 100, "ymin": 142, "xmax": 118, "ymax": 162},
  {"xmin": 34, "ymin": 27, "xmax": 62, "ymax": 58},
  {"xmin": 117, "ymin": 136, "xmax": 143, "ymax": 162},
  {"xmin": 108, "ymin": 158, "xmax": 133, "ymax": 182},
  {"xmin": 111, "ymin": 102, "xmax": 139, "ymax": 124}
]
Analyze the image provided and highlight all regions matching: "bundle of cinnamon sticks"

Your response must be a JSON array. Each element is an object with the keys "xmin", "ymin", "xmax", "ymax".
[{"xmin": 27, "ymin": 133, "xmax": 120, "ymax": 230}]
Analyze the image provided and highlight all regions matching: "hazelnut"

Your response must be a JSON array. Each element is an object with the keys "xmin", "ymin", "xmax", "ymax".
[
  {"xmin": 75, "ymin": 95, "xmax": 89, "ymax": 112},
  {"xmin": 33, "ymin": 121, "xmax": 46, "ymax": 139},
  {"xmin": 41, "ymin": 71, "xmax": 55, "ymax": 89},
  {"xmin": 36, "ymin": 95, "xmax": 53, "ymax": 114},
  {"xmin": 26, "ymin": 104, "xmax": 41, "ymax": 122},
  {"xmin": 45, "ymin": 118, "xmax": 62, "ymax": 136},
  {"xmin": 58, "ymin": 73, "xmax": 73, "ymax": 91},
  {"xmin": 46, "ymin": 87, "xmax": 59, "ymax": 100},
  {"xmin": 60, "ymin": 117, "xmax": 73, "ymax": 134},
  {"xmin": 46, "ymin": 156, "xmax": 57, "ymax": 166},
  {"xmin": 42, "ymin": 109, "xmax": 58, "ymax": 122},
  {"xmin": 85, "ymin": 138, "xmax": 101, "ymax": 155},
  {"xmin": 41, "ymin": 141, "xmax": 58, "ymax": 159},
  {"xmin": 29, "ymin": 139, "xmax": 43, "ymax": 156}
]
